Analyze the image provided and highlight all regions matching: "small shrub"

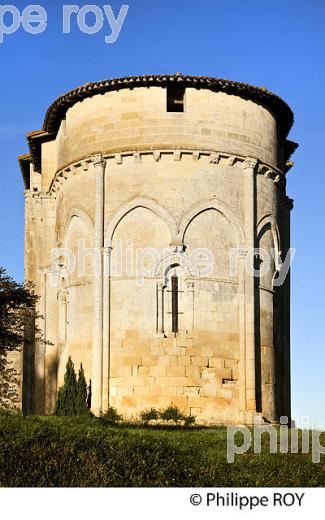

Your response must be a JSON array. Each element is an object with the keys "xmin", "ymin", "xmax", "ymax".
[
  {"xmin": 140, "ymin": 408, "xmax": 159, "ymax": 423},
  {"xmin": 159, "ymin": 405, "xmax": 183, "ymax": 424},
  {"xmin": 183, "ymin": 415, "xmax": 196, "ymax": 427},
  {"xmin": 101, "ymin": 407, "xmax": 122, "ymax": 424}
]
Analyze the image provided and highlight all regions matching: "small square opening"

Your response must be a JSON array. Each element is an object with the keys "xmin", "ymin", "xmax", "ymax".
[{"xmin": 167, "ymin": 86, "xmax": 185, "ymax": 112}]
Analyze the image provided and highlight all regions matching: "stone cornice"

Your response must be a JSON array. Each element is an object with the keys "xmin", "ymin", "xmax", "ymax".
[{"xmin": 48, "ymin": 149, "xmax": 286, "ymax": 195}]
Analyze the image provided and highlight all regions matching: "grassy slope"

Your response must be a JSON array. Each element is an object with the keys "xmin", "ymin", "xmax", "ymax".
[{"xmin": 0, "ymin": 413, "xmax": 324, "ymax": 487}]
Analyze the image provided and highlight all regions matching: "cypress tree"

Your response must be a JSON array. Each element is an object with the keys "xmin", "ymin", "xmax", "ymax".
[
  {"xmin": 87, "ymin": 380, "xmax": 92, "ymax": 410},
  {"xmin": 76, "ymin": 364, "xmax": 89, "ymax": 415},
  {"xmin": 55, "ymin": 357, "xmax": 78, "ymax": 416},
  {"xmin": 55, "ymin": 358, "xmax": 91, "ymax": 416}
]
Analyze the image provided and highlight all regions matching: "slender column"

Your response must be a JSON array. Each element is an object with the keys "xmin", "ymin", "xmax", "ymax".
[
  {"xmin": 102, "ymin": 245, "xmax": 112, "ymax": 412},
  {"xmin": 156, "ymin": 282, "xmax": 165, "ymax": 335},
  {"xmin": 238, "ymin": 251, "xmax": 247, "ymax": 414},
  {"xmin": 91, "ymin": 154, "xmax": 106, "ymax": 415},
  {"xmin": 185, "ymin": 280, "xmax": 195, "ymax": 333},
  {"xmin": 58, "ymin": 290, "xmax": 69, "ymax": 343},
  {"xmin": 242, "ymin": 158, "xmax": 258, "ymax": 413}
]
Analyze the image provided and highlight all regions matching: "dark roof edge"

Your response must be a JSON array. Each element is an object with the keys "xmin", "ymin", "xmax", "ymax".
[
  {"xmin": 43, "ymin": 73, "xmax": 294, "ymax": 140},
  {"xmin": 27, "ymin": 130, "xmax": 56, "ymax": 173},
  {"xmin": 18, "ymin": 154, "xmax": 31, "ymax": 189}
]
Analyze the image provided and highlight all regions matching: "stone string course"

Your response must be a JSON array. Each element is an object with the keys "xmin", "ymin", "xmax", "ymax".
[{"xmin": 49, "ymin": 149, "xmax": 286, "ymax": 196}]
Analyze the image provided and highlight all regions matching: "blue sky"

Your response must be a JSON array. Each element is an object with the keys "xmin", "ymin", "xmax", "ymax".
[{"xmin": 0, "ymin": 0, "xmax": 324, "ymax": 426}]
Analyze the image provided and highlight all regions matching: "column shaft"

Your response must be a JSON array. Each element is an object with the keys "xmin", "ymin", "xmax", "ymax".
[
  {"xmin": 242, "ymin": 158, "xmax": 258, "ymax": 413},
  {"xmin": 102, "ymin": 246, "xmax": 112, "ymax": 412},
  {"xmin": 92, "ymin": 154, "xmax": 105, "ymax": 414}
]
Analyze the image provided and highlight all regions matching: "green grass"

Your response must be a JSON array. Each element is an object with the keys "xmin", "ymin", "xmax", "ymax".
[{"xmin": 0, "ymin": 411, "xmax": 324, "ymax": 487}]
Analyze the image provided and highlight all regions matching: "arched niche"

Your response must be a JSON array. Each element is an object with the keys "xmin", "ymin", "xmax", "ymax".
[
  {"xmin": 105, "ymin": 197, "xmax": 177, "ymax": 247},
  {"xmin": 183, "ymin": 208, "xmax": 238, "ymax": 280},
  {"xmin": 182, "ymin": 208, "xmax": 239, "ymax": 352},
  {"xmin": 57, "ymin": 213, "xmax": 94, "ymax": 388},
  {"xmin": 109, "ymin": 206, "xmax": 171, "ymax": 336}
]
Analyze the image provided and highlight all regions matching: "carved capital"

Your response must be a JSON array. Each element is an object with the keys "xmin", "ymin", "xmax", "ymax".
[
  {"xmin": 58, "ymin": 290, "xmax": 69, "ymax": 304},
  {"xmin": 91, "ymin": 153, "xmax": 105, "ymax": 167},
  {"xmin": 242, "ymin": 157, "xmax": 259, "ymax": 171},
  {"xmin": 39, "ymin": 266, "xmax": 52, "ymax": 275}
]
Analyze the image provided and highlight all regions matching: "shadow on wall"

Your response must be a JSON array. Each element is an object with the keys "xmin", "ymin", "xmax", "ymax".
[{"xmin": 23, "ymin": 317, "xmax": 59, "ymax": 416}]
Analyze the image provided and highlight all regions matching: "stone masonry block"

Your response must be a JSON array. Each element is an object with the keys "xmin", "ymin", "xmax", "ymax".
[
  {"xmin": 177, "ymin": 356, "xmax": 190, "ymax": 366},
  {"xmin": 166, "ymin": 366, "xmax": 186, "ymax": 377},
  {"xmin": 191, "ymin": 356, "xmax": 209, "ymax": 367}
]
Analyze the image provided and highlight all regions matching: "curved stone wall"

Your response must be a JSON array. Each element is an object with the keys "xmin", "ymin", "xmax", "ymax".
[
  {"xmin": 55, "ymin": 87, "xmax": 278, "ymax": 172},
  {"xmin": 21, "ymin": 77, "xmax": 295, "ymax": 424}
]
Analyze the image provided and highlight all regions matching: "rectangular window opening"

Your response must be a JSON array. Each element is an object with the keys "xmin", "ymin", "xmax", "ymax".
[
  {"xmin": 167, "ymin": 86, "xmax": 185, "ymax": 113},
  {"xmin": 171, "ymin": 274, "xmax": 179, "ymax": 333}
]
